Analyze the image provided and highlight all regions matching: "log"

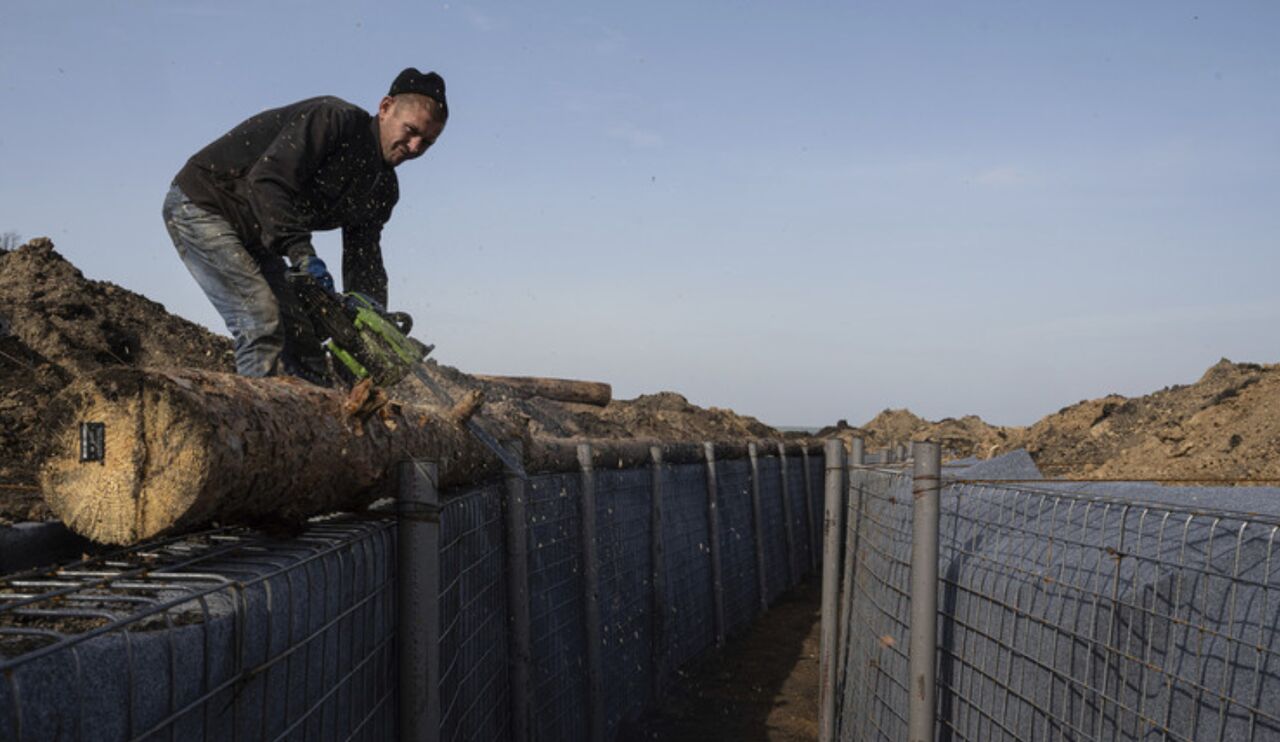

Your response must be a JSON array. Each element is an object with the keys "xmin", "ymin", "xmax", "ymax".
[
  {"xmin": 38, "ymin": 367, "xmax": 509, "ymax": 545},
  {"xmin": 474, "ymin": 374, "xmax": 612, "ymax": 407}
]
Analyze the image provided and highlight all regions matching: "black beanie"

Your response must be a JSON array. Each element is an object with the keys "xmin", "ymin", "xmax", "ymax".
[{"xmin": 389, "ymin": 68, "xmax": 448, "ymax": 118}]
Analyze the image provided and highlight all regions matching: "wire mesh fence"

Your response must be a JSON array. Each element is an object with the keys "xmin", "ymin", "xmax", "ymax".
[
  {"xmin": 2, "ymin": 446, "xmax": 824, "ymax": 741},
  {"xmin": 717, "ymin": 457, "xmax": 763, "ymax": 637},
  {"xmin": 0, "ymin": 519, "xmax": 398, "ymax": 742},
  {"xmin": 830, "ymin": 456, "xmax": 1280, "ymax": 742},
  {"xmin": 438, "ymin": 482, "xmax": 509, "ymax": 742}
]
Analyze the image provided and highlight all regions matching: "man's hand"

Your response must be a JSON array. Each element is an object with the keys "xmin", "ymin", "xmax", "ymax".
[{"xmin": 293, "ymin": 256, "xmax": 335, "ymax": 293}]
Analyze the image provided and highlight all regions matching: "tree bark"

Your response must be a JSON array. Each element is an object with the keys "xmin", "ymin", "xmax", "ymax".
[
  {"xmin": 38, "ymin": 367, "xmax": 508, "ymax": 545},
  {"xmin": 474, "ymin": 375, "xmax": 612, "ymax": 407}
]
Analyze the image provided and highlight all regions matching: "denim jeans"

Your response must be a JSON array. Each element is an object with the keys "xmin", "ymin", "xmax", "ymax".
[{"xmin": 162, "ymin": 184, "xmax": 324, "ymax": 379}]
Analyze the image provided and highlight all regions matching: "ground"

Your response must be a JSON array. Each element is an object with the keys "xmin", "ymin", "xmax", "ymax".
[{"xmin": 623, "ymin": 580, "xmax": 821, "ymax": 741}]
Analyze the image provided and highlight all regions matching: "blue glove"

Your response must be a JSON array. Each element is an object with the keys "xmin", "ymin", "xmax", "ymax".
[{"xmin": 294, "ymin": 256, "xmax": 335, "ymax": 294}]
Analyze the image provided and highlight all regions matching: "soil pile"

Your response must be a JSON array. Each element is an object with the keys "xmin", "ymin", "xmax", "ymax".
[
  {"xmin": 817, "ymin": 410, "xmax": 1015, "ymax": 459},
  {"xmin": 991, "ymin": 359, "xmax": 1280, "ymax": 479},
  {"xmin": 0, "ymin": 238, "xmax": 789, "ymax": 522},
  {"xmin": 823, "ymin": 359, "xmax": 1280, "ymax": 480}
]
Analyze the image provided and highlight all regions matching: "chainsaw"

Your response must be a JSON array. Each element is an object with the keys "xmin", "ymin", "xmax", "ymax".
[{"xmin": 288, "ymin": 273, "xmax": 527, "ymax": 478}]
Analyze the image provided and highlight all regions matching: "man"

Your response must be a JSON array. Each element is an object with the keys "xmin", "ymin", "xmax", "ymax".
[{"xmin": 163, "ymin": 68, "xmax": 448, "ymax": 382}]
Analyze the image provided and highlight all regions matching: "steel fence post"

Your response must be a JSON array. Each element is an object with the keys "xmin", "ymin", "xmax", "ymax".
[
  {"xmin": 649, "ymin": 445, "xmax": 668, "ymax": 704},
  {"xmin": 397, "ymin": 460, "xmax": 440, "ymax": 742},
  {"xmin": 576, "ymin": 444, "xmax": 605, "ymax": 742},
  {"xmin": 704, "ymin": 442, "xmax": 726, "ymax": 648},
  {"xmin": 909, "ymin": 440, "xmax": 941, "ymax": 742},
  {"xmin": 850, "ymin": 436, "xmax": 865, "ymax": 467},
  {"xmin": 502, "ymin": 440, "xmax": 532, "ymax": 742},
  {"xmin": 836, "ymin": 453, "xmax": 859, "ymax": 705},
  {"xmin": 777, "ymin": 442, "xmax": 798, "ymax": 588},
  {"xmin": 819, "ymin": 439, "xmax": 846, "ymax": 742},
  {"xmin": 749, "ymin": 442, "xmax": 769, "ymax": 612}
]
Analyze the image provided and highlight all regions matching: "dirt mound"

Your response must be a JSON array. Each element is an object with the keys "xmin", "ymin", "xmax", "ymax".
[
  {"xmin": 992, "ymin": 359, "xmax": 1280, "ymax": 479},
  {"xmin": 0, "ymin": 238, "xmax": 234, "ymax": 375},
  {"xmin": 819, "ymin": 359, "xmax": 1280, "ymax": 480},
  {"xmin": 0, "ymin": 238, "xmax": 790, "ymax": 522},
  {"xmin": 817, "ymin": 410, "xmax": 1014, "ymax": 459}
]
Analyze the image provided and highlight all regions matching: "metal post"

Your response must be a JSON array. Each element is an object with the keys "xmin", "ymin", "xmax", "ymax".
[
  {"xmin": 649, "ymin": 445, "xmax": 668, "ymax": 703},
  {"xmin": 801, "ymin": 446, "xmax": 817, "ymax": 573},
  {"xmin": 818, "ymin": 439, "xmax": 845, "ymax": 742},
  {"xmin": 835, "ymin": 458, "xmax": 859, "ymax": 702},
  {"xmin": 397, "ymin": 460, "xmax": 440, "ymax": 742},
  {"xmin": 850, "ymin": 437, "xmax": 865, "ymax": 467},
  {"xmin": 748, "ymin": 442, "xmax": 769, "ymax": 612},
  {"xmin": 704, "ymin": 442, "xmax": 726, "ymax": 647},
  {"xmin": 777, "ymin": 442, "xmax": 797, "ymax": 588},
  {"xmin": 577, "ymin": 444, "xmax": 605, "ymax": 742},
  {"xmin": 502, "ymin": 441, "xmax": 532, "ymax": 742},
  {"xmin": 909, "ymin": 440, "xmax": 941, "ymax": 742}
]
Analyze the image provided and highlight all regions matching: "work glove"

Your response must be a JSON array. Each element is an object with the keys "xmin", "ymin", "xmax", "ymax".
[{"xmin": 293, "ymin": 255, "xmax": 335, "ymax": 294}]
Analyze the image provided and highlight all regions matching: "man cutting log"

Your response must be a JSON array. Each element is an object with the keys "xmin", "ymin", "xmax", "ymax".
[{"xmin": 162, "ymin": 68, "xmax": 448, "ymax": 384}]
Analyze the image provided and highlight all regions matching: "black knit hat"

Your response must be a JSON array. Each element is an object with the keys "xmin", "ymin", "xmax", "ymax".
[{"xmin": 389, "ymin": 68, "xmax": 448, "ymax": 118}]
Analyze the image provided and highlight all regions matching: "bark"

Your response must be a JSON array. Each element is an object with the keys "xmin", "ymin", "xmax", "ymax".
[
  {"xmin": 475, "ymin": 375, "xmax": 612, "ymax": 407},
  {"xmin": 38, "ymin": 367, "xmax": 507, "ymax": 545}
]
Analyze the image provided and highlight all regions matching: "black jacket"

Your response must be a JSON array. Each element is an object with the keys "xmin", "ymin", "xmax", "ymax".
[{"xmin": 174, "ymin": 96, "xmax": 397, "ymax": 304}]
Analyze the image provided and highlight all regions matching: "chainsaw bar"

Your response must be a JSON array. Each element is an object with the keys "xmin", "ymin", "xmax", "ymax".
[{"xmin": 409, "ymin": 363, "xmax": 528, "ymax": 480}]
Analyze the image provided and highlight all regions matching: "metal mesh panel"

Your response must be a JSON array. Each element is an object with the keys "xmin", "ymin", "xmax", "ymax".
[
  {"xmin": 660, "ymin": 462, "xmax": 716, "ymax": 670},
  {"xmin": 809, "ymin": 454, "xmax": 826, "ymax": 560},
  {"xmin": 757, "ymin": 456, "xmax": 791, "ymax": 603},
  {"xmin": 3, "ymin": 449, "xmax": 822, "ymax": 741},
  {"xmin": 716, "ymin": 458, "xmax": 760, "ymax": 636},
  {"xmin": 786, "ymin": 457, "xmax": 815, "ymax": 577},
  {"xmin": 835, "ymin": 469, "xmax": 1280, "ymax": 742},
  {"xmin": 439, "ymin": 483, "xmax": 509, "ymax": 742},
  {"xmin": 0, "ymin": 520, "xmax": 398, "ymax": 742},
  {"xmin": 593, "ymin": 468, "xmax": 654, "ymax": 737},
  {"xmin": 837, "ymin": 468, "xmax": 913, "ymax": 742},
  {"xmin": 525, "ymin": 471, "xmax": 588, "ymax": 742}
]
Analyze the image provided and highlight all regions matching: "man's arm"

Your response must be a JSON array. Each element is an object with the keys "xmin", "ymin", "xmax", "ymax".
[
  {"xmin": 342, "ymin": 222, "xmax": 389, "ymax": 306},
  {"xmin": 245, "ymin": 100, "xmax": 350, "ymax": 264}
]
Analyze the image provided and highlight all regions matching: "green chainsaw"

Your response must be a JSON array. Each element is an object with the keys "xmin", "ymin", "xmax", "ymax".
[{"xmin": 288, "ymin": 273, "xmax": 527, "ymax": 478}]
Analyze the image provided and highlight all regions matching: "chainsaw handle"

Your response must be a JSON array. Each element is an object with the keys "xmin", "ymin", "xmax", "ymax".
[{"xmin": 388, "ymin": 311, "xmax": 413, "ymax": 335}]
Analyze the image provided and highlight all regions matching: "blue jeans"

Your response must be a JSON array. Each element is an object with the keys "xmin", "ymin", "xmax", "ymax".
[{"xmin": 162, "ymin": 184, "xmax": 324, "ymax": 379}]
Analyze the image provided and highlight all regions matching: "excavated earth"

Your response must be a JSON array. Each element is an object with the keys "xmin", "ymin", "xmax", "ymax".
[
  {"xmin": 825, "ymin": 360, "xmax": 1280, "ymax": 481},
  {"xmin": 0, "ymin": 238, "xmax": 781, "ymax": 523}
]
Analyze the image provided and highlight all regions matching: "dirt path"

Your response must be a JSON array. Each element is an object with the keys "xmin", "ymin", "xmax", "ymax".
[{"xmin": 625, "ymin": 580, "xmax": 821, "ymax": 741}]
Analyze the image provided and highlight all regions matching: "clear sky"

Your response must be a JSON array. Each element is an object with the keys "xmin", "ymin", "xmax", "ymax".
[{"xmin": 2, "ymin": 1, "xmax": 1277, "ymax": 428}]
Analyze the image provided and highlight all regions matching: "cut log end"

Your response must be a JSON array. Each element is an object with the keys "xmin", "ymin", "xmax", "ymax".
[{"xmin": 40, "ymin": 376, "xmax": 212, "ymax": 545}]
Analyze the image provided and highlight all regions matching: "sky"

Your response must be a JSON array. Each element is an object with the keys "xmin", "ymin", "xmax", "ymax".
[{"xmin": 1, "ymin": 1, "xmax": 1277, "ymax": 428}]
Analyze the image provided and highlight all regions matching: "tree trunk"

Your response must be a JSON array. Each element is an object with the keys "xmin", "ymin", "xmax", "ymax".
[
  {"xmin": 38, "ymin": 367, "xmax": 508, "ymax": 545},
  {"xmin": 475, "ymin": 375, "xmax": 612, "ymax": 407}
]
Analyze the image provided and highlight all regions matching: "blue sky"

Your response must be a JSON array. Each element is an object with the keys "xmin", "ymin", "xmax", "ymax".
[{"xmin": 2, "ymin": 1, "xmax": 1277, "ymax": 427}]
